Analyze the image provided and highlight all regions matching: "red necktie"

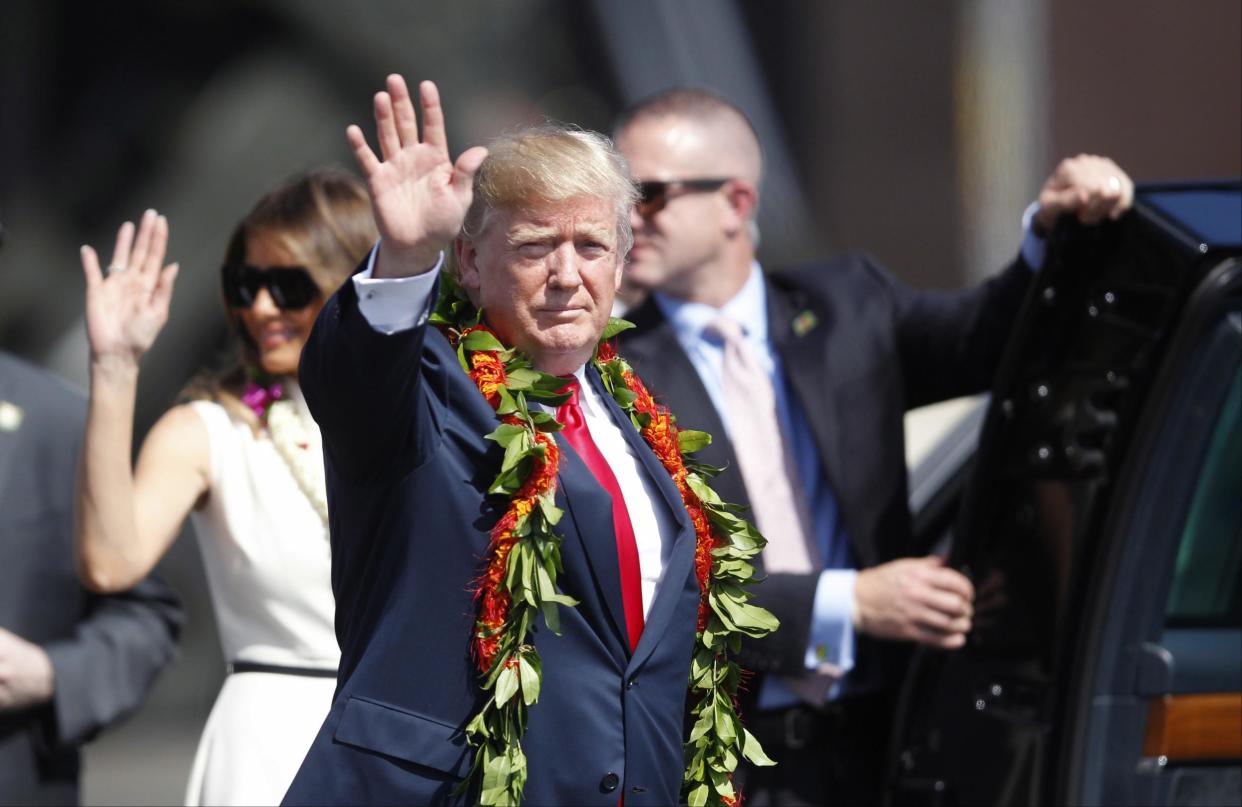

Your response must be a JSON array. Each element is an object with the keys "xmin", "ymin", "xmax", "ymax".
[{"xmin": 557, "ymin": 379, "xmax": 645, "ymax": 653}]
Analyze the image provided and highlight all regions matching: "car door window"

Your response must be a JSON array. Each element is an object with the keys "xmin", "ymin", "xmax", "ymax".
[{"xmin": 1165, "ymin": 368, "xmax": 1241, "ymax": 628}]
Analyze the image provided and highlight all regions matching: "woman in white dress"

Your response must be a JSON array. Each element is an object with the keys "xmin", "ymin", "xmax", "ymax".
[{"xmin": 73, "ymin": 170, "xmax": 376, "ymax": 805}]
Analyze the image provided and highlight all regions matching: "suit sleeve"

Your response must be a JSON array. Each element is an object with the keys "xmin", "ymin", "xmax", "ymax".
[
  {"xmin": 737, "ymin": 571, "xmax": 822, "ymax": 674},
  {"xmin": 40, "ymin": 576, "xmax": 183, "ymax": 748},
  {"xmin": 298, "ymin": 252, "xmax": 441, "ymax": 481},
  {"xmin": 875, "ymin": 254, "xmax": 1034, "ymax": 408}
]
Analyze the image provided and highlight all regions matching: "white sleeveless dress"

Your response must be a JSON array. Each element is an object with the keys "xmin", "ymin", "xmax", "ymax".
[{"xmin": 183, "ymin": 386, "xmax": 338, "ymax": 806}]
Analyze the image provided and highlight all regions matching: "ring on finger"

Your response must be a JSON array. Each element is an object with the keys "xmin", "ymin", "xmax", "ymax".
[
  {"xmin": 108, "ymin": 264, "xmax": 129, "ymax": 275},
  {"xmin": 1107, "ymin": 175, "xmax": 1122, "ymax": 193}
]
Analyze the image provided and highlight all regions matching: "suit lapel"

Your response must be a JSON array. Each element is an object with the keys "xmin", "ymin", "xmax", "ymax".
[{"xmin": 766, "ymin": 276, "xmax": 859, "ymax": 560}]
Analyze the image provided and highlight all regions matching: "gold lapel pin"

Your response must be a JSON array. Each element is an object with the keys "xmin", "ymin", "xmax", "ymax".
[
  {"xmin": 0, "ymin": 400, "xmax": 23, "ymax": 433},
  {"xmin": 791, "ymin": 309, "xmax": 818, "ymax": 337}
]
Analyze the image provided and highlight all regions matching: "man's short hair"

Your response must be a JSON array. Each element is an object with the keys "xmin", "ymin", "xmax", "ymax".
[
  {"xmin": 613, "ymin": 88, "xmax": 762, "ymax": 174},
  {"xmin": 462, "ymin": 124, "xmax": 639, "ymax": 256}
]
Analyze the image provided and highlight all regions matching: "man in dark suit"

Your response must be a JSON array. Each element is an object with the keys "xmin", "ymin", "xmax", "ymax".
[
  {"xmin": 285, "ymin": 76, "xmax": 713, "ymax": 806},
  {"xmin": 612, "ymin": 88, "xmax": 1133, "ymax": 805},
  {"xmin": 0, "ymin": 350, "xmax": 182, "ymax": 805}
]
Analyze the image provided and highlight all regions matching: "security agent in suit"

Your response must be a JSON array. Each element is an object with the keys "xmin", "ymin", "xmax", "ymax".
[
  {"xmin": 612, "ymin": 89, "xmax": 1134, "ymax": 805},
  {"xmin": 284, "ymin": 76, "xmax": 703, "ymax": 806},
  {"xmin": 0, "ymin": 351, "xmax": 182, "ymax": 805}
]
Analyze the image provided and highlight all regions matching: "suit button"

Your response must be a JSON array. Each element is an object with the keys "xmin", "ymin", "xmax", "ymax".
[
  {"xmin": 600, "ymin": 772, "xmax": 620, "ymax": 792},
  {"xmin": 626, "ymin": 678, "xmax": 636, "ymax": 689}
]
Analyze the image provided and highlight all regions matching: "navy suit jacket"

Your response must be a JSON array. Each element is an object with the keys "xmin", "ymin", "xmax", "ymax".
[
  {"xmin": 285, "ymin": 276, "xmax": 701, "ymax": 806},
  {"xmin": 617, "ymin": 253, "xmax": 1032, "ymax": 691}
]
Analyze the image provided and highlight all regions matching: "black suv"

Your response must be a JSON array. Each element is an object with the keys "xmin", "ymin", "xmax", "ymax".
[{"xmin": 886, "ymin": 181, "xmax": 1241, "ymax": 806}]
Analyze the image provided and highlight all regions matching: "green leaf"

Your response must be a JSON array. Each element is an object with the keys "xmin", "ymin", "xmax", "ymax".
[
  {"xmin": 601, "ymin": 317, "xmax": 636, "ymax": 340},
  {"xmin": 611, "ymin": 386, "xmax": 638, "ymax": 407},
  {"xmin": 686, "ymin": 784, "xmax": 710, "ymax": 807},
  {"xmin": 496, "ymin": 386, "xmax": 519, "ymax": 415},
  {"xmin": 741, "ymin": 727, "xmax": 777, "ymax": 767},
  {"xmin": 463, "ymin": 329, "xmax": 506, "ymax": 353},
  {"xmin": 713, "ymin": 699, "xmax": 738, "ymax": 745},
  {"xmin": 709, "ymin": 768, "xmax": 736, "ymax": 799},
  {"xmin": 541, "ymin": 599, "xmax": 561, "ymax": 635},
  {"xmin": 518, "ymin": 653, "xmax": 541, "ymax": 706},
  {"xmin": 677, "ymin": 429, "xmax": 712, "ymax": 454},
  {"xmin": 528, "ymin": 411, "xmax": 564, "ymax": 432},
  {"xmin": 494, "ymin": 664, "xmax": 519, "ymax": 708},
  {"xmin": 486, "ymin": 423, "xmax": 527, "ymax": 448},
  {"xmin": 537, "ymin": 493, "xmax": 563, "ymax": 526},
  {"xmin": 688, "ymin": 710, "xmax": 714, "ymax": 743},
  {"xmin": 505, "ymin": 367, "xmax": 541, "ymax": 390}
]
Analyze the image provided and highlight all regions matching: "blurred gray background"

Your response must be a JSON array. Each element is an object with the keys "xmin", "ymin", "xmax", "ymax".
[{"xmin": 0, "ymin": 1, "xmax": 1238, "ymax": 803}]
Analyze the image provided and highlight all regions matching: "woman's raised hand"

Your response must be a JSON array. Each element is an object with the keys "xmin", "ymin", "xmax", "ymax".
[
  {"xmin": 347, "ymin": 75, "xmax": 488, "ymax": 277},
  {"xmin": 80, "ymin": 209, "xmax": 180, "ymax": 366}
]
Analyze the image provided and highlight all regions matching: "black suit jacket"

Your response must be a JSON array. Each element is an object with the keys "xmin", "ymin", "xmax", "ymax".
[
  {"xmin": 617, "ymin": 252, "xmax": 1032, "ymax": 686},
  {"xmin": 0, "ymin": 353, "xmax": 183, "ymax": 806}
]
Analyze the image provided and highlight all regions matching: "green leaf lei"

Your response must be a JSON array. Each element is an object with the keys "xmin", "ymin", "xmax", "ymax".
[{"xmin": 431, "ymin": 271, "xmax": 778, "ymax": 806}]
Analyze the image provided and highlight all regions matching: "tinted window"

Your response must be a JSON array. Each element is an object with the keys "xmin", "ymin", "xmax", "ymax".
[{"xmin": 1165, "ymin": 368, "xmax": 1242, "ymax": 627}]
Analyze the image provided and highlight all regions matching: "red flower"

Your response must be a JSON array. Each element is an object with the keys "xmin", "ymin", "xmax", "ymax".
[
  {"xmin": 516, "ymin": 436, "xmax": 559, "ymax": 498},
  {"xmin": 473, "ymin": 497, "xmax": 535, "ymax": 670},
  {"xmin": 469, "ymin": 351, "xmax": 507, "ymax": 406}
]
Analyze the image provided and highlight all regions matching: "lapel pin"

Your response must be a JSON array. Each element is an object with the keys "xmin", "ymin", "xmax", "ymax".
[
  {"xmin": 0, "ymin": 400, "xmax": 23, "ymax": 433},
  {"xmin": 791, "ymin": 309, "xmax": 818, "ymax": 337}
]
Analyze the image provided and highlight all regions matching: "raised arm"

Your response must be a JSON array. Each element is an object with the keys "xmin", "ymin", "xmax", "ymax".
[
  {"xmin": 75, "ymin": 211, "xmax": 208, "ymax": 592},
  {"xmin": 300, "ymin": 76, "xmax": 488, "ymax": 477}
]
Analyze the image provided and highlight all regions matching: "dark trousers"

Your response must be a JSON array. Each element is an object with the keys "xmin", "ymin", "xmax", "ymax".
[{"xmin": 735, "ymin": 692, "xmax": 895, "ymax": 807}]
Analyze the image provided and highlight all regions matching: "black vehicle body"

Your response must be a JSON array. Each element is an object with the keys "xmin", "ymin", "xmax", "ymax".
[{"xmin": 887, "ymin": 181, "xmax": 1242, "ymax": 806}]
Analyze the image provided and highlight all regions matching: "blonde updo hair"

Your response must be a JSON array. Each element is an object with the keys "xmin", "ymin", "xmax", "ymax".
[{"xmin": 461, "ymin": 124, "xmax": 638, "ymax": 256}]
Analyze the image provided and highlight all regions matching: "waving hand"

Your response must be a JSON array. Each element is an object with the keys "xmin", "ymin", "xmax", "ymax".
[
  {"xmin": 347, "ymin": 75, "xmax": 488, "ymax": 277},
  {"xmin": 80, "ymin": 210, "xmax": 180, "ymax": 366}
]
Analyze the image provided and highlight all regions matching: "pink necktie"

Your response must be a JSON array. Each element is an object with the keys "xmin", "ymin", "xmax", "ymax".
[
  {"xmin": 708, "ymin": 317, "xmax": 840, "ymax": 702},
  {"xmin": 708, "ymin": 317, "xmax": 819, "ymax": 574}
]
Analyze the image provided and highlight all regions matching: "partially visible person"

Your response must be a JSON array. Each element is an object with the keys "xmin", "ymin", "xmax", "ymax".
[
  {"xmin": 0, "ymin": 349, "xmax": 182, "ymax": 806},
  {"xmin": 613, "ymin": 88, "xmax": 1133, "ymax": 805},
  {"xmin": 74, "ymin": 169, "xmax": 376, "ymax": 805}
]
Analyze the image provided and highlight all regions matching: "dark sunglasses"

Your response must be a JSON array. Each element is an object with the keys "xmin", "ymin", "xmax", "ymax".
[
  {"xmin": 635, "ymin": 178, "xmax": 732, "ymax": 218},
  {"xmin": 221, "ymin": 263, "xmax": 321, "ymax": 310}
]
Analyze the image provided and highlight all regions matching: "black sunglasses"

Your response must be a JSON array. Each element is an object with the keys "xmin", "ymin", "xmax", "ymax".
[
  {"xmin": 221, "ymin": 263, "xmax": 321, "ymax": 310},
  {"xmin": 635, "ymin": 178, "xmax": 732, "ymax": 218}
]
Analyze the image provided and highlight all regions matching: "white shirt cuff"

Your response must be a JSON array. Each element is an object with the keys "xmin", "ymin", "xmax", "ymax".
[
  {"xmin": 352, "ymin": 241, "xmax": 443, "ymax": 334},
  {"xmin": 1020, "ymin": 200, "xmax": 1047, "ymax": 270},
  {"xmin": 803, "ymin": 569, "xmax": 857, "ymax": 678}
]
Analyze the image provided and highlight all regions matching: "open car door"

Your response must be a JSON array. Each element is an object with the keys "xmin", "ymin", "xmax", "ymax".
[{"xmin": 886, "ymin": 181, "xmax": 1242, "ymax": 806}]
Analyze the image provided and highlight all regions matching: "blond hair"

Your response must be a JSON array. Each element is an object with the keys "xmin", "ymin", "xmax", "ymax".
[{"xmin": 462, "ymin": 124, "xmax": 638, "ymax": 255}]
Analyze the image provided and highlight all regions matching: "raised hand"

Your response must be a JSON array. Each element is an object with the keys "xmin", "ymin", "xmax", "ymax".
[
  {"xmin": 347, "ymin": 75, "xmax": 489, "ymax": 277},
  {"xmin": 1034, "ymin": 154, "xmax": 1134, "ymax": 235},
  {"xmin": 80, "ymin": 209, "xmax": 180, "ymax": 367}
]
